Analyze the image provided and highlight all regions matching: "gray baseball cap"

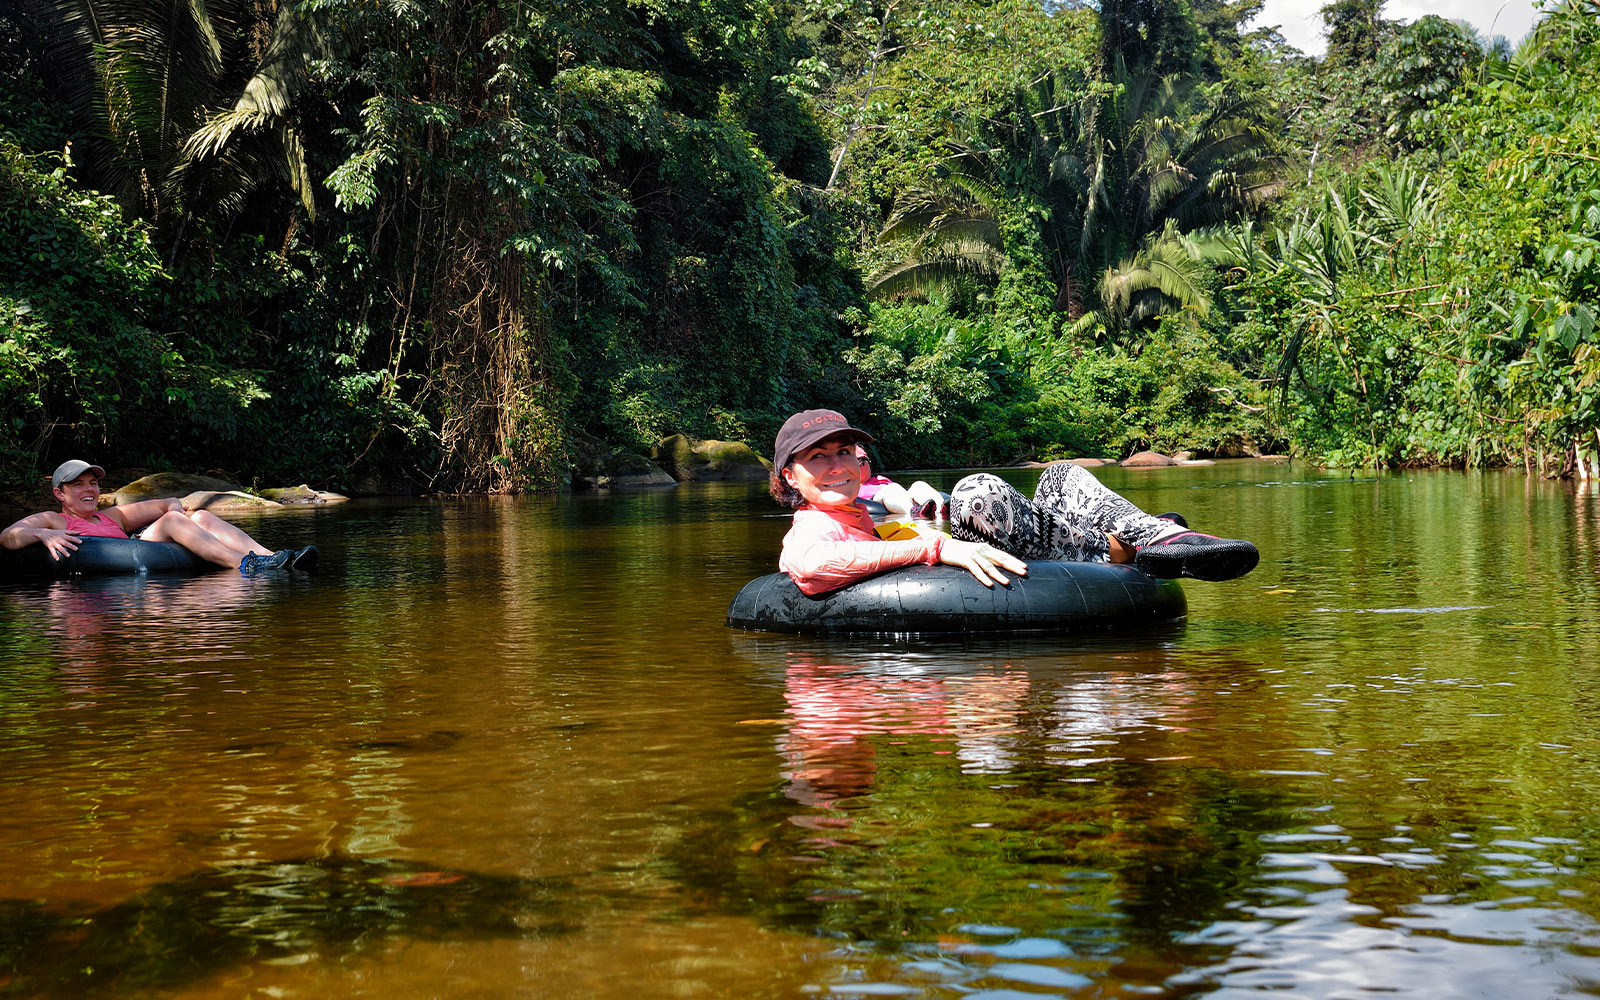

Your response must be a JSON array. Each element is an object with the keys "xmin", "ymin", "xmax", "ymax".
[{"xmin": 51, "ymin": 459, "xmax": 107, "ymax": 490}]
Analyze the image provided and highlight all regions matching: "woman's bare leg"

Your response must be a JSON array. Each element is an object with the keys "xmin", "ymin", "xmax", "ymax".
[
  {"xmin": 139, "ymin": 510, "xmax": 267, "ymax": 568},
  {"xmin": 906, "ymin": 481, "xmax": 942, "ymax": 507},
  {"xmin": 874, "ymin": 482, "xmax": 913, "ymax": 515},
  {"xmin": 187, "ymin": 510, "xmax": 272, "ymax": 556}
]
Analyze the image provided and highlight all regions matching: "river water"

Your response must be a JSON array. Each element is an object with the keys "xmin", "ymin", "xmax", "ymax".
[{"xmin": 3, "ymin": 461, "xmax": 1600, "ymax": 999}]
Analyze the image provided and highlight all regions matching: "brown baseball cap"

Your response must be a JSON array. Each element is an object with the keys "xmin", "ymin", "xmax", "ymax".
[{"xmin": 773, "ymin": 409, "xmax": 874, "ymax": 468}]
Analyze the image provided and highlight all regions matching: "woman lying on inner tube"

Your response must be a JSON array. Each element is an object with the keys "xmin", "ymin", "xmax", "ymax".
[
  {"xmin": 771, "ymin": 409, "xmax": 1259, "ymax": 595},
  {"xmin": 855, "ymin": 445, "xmax": 946, "ymax": 519},
  {"xmin": 0, "ymin": 459, "xmax": 314, "ymax": 574}
]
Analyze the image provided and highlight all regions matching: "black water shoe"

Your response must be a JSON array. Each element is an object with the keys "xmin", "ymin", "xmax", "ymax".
[
  {"xmin": 289, "ymin": 545, "xmax": 319, "ymax": 570},
  {"xmin": 1135, "ymin": 530, "xmax": 1258, "ymax": 581},
  {"xmin": 239, "ymin": 550, "xmax": 292, "ymax": 575}
]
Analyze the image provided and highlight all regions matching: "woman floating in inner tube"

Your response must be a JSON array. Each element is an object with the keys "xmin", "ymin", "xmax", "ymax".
[
  {"xmin": 854, "ymin": 445, "xmax": 946, "ymax": 519},
  {"xmin": 0, "ymin": 460, "xmax": 315, "ymax": 574},
  {"xmin": 770, "ymin": 409, "xmax": 1258, "ymax": 595}
]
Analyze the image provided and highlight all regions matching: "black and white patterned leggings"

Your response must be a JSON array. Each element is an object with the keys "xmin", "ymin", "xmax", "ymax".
[{"xmin": 948, "ymin": 464, "xmax": 1179, "ymax": 563}]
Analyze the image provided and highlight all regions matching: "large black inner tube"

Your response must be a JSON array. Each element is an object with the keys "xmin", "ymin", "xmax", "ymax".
[
  {"xmin": 0, "ymin": 536, "xmax": 218, "ymax": 577},
  {"xmin": 726, "ymin": 560, "xmax": 1186, "ymax": 635}
]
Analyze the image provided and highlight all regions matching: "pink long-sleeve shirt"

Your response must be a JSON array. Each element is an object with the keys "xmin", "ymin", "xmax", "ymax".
[{"xmin": 778, "ymin": 503, "xmax": 944, "ymax": 595}]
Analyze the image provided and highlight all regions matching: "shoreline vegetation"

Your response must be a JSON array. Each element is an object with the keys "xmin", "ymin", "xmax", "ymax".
[
  {"xmin": 3, "ymin": 1, "xmax": 1598, "ymax": 496},
  {"xmin": 0, "ymin": 454, "xmax": 1292, "ymax": 533}
]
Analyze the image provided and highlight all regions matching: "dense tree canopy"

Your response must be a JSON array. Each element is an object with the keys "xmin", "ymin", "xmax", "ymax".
[{"xmin": 2, "ymin": 0, "xmax": 1597, "ymax": 486}]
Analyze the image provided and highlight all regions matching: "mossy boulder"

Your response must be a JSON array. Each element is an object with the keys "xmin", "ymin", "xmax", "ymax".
[
  {"xmin": 570, "ymin": 429, "xmax": 613, "ymax": 485},
  {"xmin": 113, "ymin": 472, "xmax": 244, "ymax": 505},
  {"xmin": 257, "ymin": 485, "xmax": 350, "ymax": 505},
  {"xmin": 112, "ymin": 472, "xmax": 289, "ymax": 511},
  {"xmin": 600, "ymin": 453, "xmax": 676, "ymax": 488},
  {"xmin": 651, "ymin": 434, "xmax": 769, "ymax": 482},
  {"xmin": 650, "ymin": 434, "xmax": 704, "ymax": 481},
  {"xmin": 694, "ymin": 440, "xmax": 770, "ymax": 480}
]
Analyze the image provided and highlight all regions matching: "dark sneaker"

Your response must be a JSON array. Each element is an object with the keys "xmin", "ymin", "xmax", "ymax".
[
  {"xmin": 239, "ymin": 550, "xmax": 292, "ymax": 575},
  {"xmin": 289, "ymin": 545, "xmax": 318, "ymax": 570},
  {"xmin": 913, "ymin": 498, "xmax": 939, "ymax": 519},
  {"xmin": 1135, "ymin": 530, "xmax": 1259, "ymax": 581}
]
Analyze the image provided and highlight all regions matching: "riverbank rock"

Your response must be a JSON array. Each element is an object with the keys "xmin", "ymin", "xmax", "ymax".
[
  {"xmin": 651, "ymin": 434, "xmax": 700, "ymax": 480},
  {"xmin": 600, "ymin": 453, "xmax": 676, "ymax": 488},
  {"xmin": 651, "ymin": 434, "xmax": 769, "ymax": 482},
  {"xmin": 114, "ymin": 472, "xmax": 246, "ymax": 505},
  {"xmin": 182, "ymin": 490, "xmax": 284, "ymax": 512},
  {"xmin": 570, "ymin": 430, "xmax": 613, "ymax": 488},
  {"xmin": 694, "ymin": 440, "xmax": 770, "ymax": 480},
  {"xmin": 1016, "ymin": 457, "xmax": 1119, "ymax": 469},
  {"xmin": 1121, "ymin": 451, "xmax": 1179, "ymax": 468},
  {"xmin": 258, "ymin": 485, "xmax": 350, "ymax": 505},
  {"xmin": 1211, "ymin": 434, "xmax": 1277, "ymax": 459},
  {"xmin": 112, "ymin": 471, "xmax": 345, "ymax": 510}
]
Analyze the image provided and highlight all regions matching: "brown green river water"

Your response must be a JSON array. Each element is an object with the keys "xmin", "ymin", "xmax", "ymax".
[{"xmin": 4, "ymin": 461, "xmax": 1600, "ymax": 999}]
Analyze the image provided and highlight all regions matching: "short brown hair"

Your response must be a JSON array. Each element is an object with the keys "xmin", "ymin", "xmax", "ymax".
[{"xmin": 769, "ymin": 466, "xmax": 804, "ymax": 508}]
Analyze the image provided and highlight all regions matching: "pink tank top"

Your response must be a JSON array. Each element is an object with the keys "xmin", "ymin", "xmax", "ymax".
[
  {"xmin": 857, "ymin": 475, "xmax": 893, "ymax": 501},
  {"xmin": 64, "ymin": 512, "xmax": 128, "ymax": 539}
]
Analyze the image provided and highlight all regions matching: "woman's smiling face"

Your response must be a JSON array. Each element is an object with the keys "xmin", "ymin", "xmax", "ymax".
[
  {"xmin": 783, "ymin": 434, "xmax": 862, "ymax": 506},
  {"xmin": 53, "ymin": 472, "xmax": 102, "ymax": 516}
]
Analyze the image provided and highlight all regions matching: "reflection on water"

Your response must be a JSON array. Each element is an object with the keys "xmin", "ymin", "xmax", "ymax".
[
  {"xmin": 2, "ymin": 467, "xmax": 1600, "ymax": 997},
  {"xmin": 0, "ymin": 856, "xmax": 575, "ymax": 997}
]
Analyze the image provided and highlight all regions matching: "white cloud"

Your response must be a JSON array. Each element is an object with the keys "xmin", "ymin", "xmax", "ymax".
[{"xmin": 1249, "ymin": 0, "xmax": 1541, "ymax": 55}]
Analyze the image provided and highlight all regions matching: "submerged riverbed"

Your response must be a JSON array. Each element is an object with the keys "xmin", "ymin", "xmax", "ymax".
[{"xmin": 3, "ymin": 462, "xmax": 1600, "ymax": 998}]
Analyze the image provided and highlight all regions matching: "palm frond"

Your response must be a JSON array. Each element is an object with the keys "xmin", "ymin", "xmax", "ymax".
[
  {"xmin": 1050, "ymin": 151, "xmax": 1087, "ymax": 187},
  {"xmin": 19, "ymin": 0, "xmax": 322, "ymax": 224},
  {"xmin": 235, "ymin": 1, "xmax": 328, "ymax": 119},
  {"xmin": 178, "ymin": 2, "xmax": 326, "ymax": 218},
  {"xmin": 869, "ymin": 155, "xmax": 1013, "ymax": 302},
  {"xmin": 1097, "ymin": 225, "xmax": 1214, "ymax": 329},
  {"xmin": 938, "ymin": 171, "xmax": 1005, "ymax": 212},
  {"xmin": 866, "ymin": 248, "xmax": 1008, "ymax": 300},
  {"xmin": 1359, "ymin": 163, "xmax": 1435, "ymax": 241},
  {"xmin": 912, "ymin": 218, "xmax": 1003, "ymax": 253},
  {"xmin": 1062, "ymin": 310, "xmax": 1104, "ymax": 341}
]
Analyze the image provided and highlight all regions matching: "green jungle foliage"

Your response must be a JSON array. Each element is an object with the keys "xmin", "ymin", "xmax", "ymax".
[
  {"xmin": 1223, "ymin": 0, "xmax": 1600, "ymax": 471},
  {"xmin": 2, "ymin": 0, "xmax": 859, "ymax": 489},
  {"xmin": 0, "ymin": 141, "xmax": 170, "ymax": 475},
  {"xmin": 2, "ymin": 0, "xmax": 1598, "ymax": 487}
]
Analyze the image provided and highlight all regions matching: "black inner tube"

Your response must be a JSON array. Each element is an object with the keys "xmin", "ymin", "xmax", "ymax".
[
  {"xmin": 726, "ymin": 561, "xmax": 1185, "ymax": 635},
  {"xmin": 0, "ymin": 537, "xmax": 217, "ymax": 577}
]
